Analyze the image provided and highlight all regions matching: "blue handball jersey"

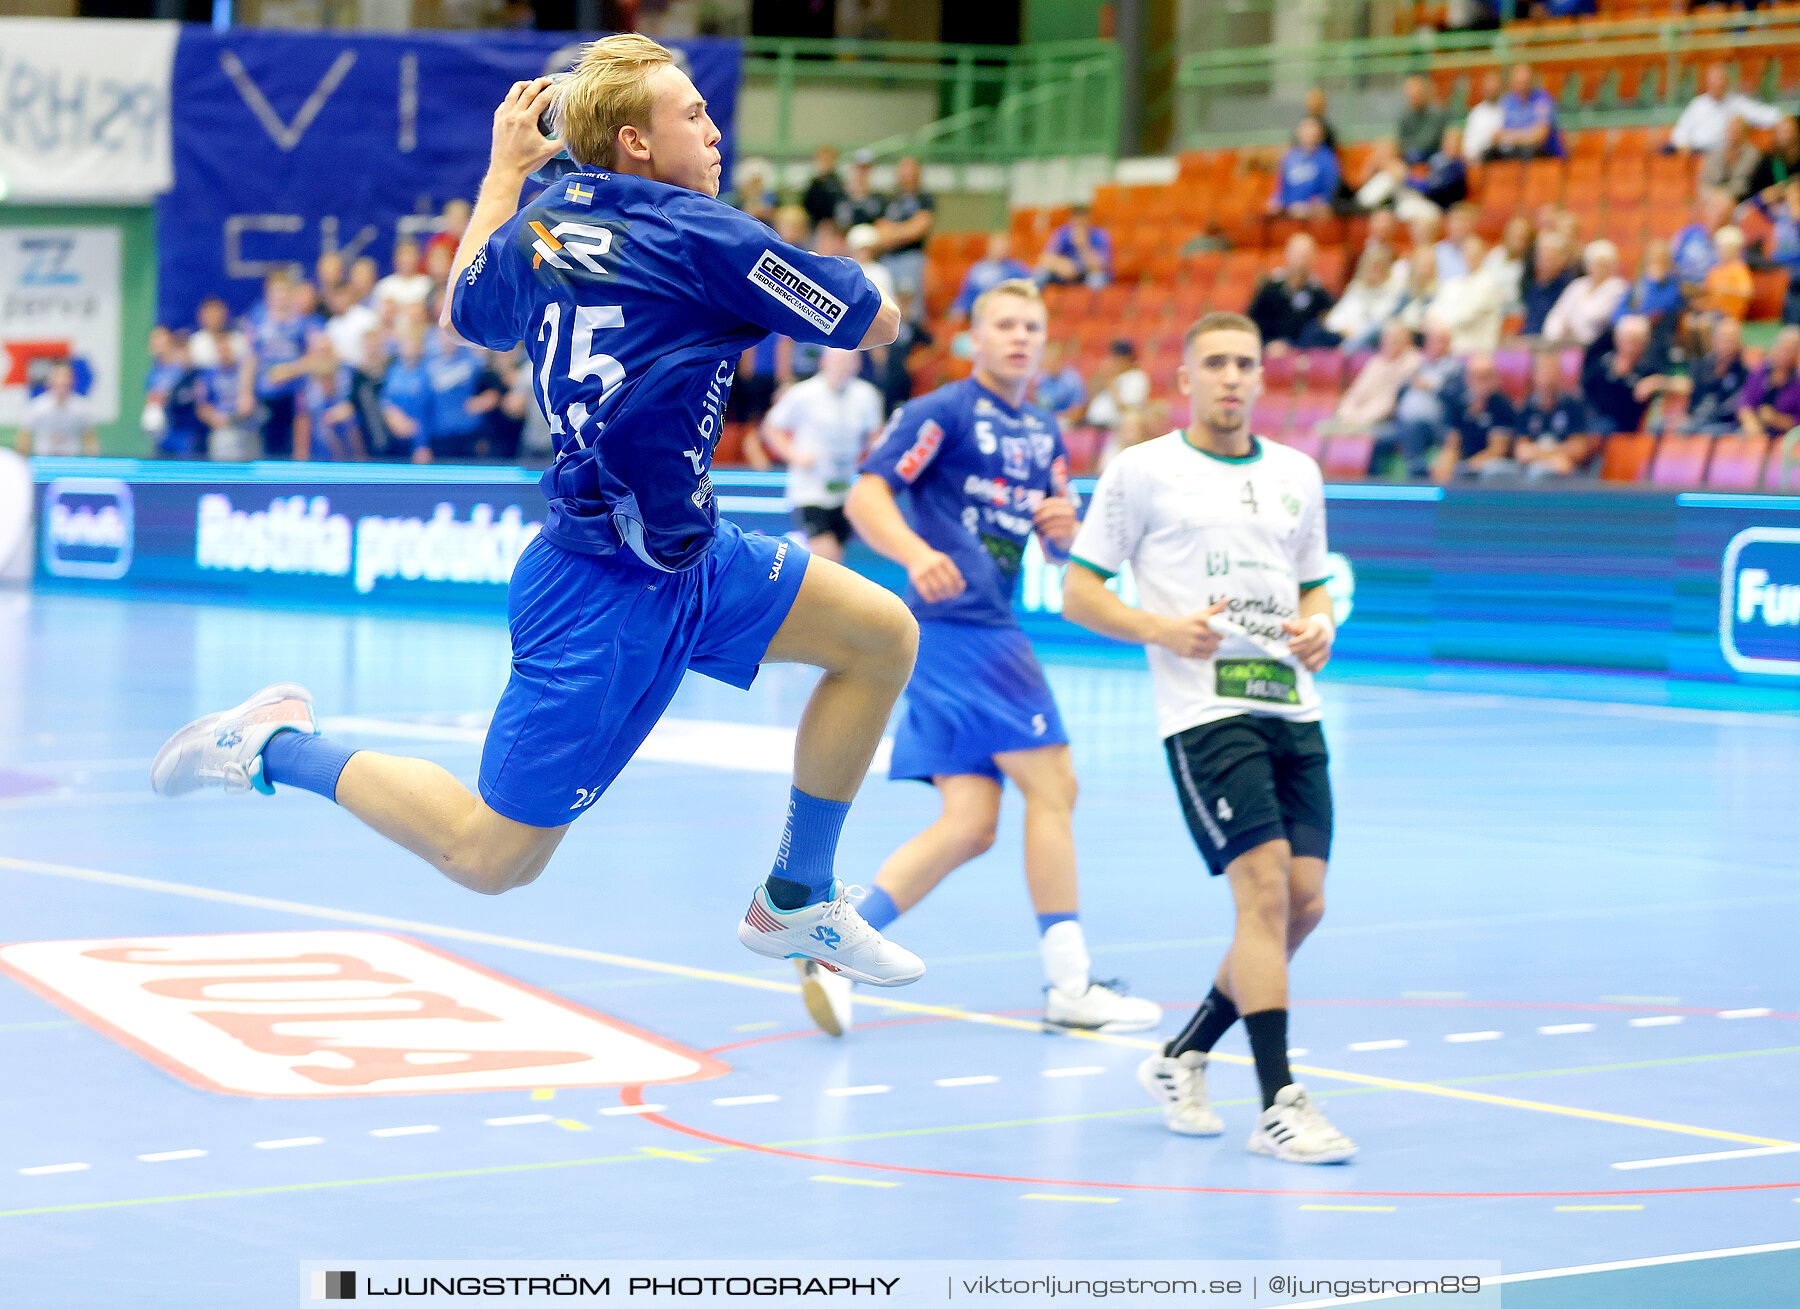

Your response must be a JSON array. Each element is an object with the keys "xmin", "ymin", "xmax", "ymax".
[
  {"xmin": 451, "ymin": 170, "xmax": 882, "ymax": 571},
  {"xmin": 860, "ymin": 376, "xmax": 1074, "ymax": 627}
]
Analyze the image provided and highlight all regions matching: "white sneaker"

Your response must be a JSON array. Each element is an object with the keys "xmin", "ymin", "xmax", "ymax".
[
  {"xmin": 1247, "ymin": 1083, "xmax": 1358, "ymax": 1164},
  {"xmin": 1137, "ymin": 1050, "xmax": 1224, "ymax": 1136},
  {"xmin": 738, "ymin": 881, "xmax": 924, "ymax": 987},
  {"xmin": 150, "ymin": 683, "xmax": 317, "ymax": 797},
  {"xmin": 1043, "ymin": 979, "xmax": 1162, "ymax": 1033},
  {"xmin": 796, "ymin": 958, "xmax": 854, "ymax": 1037}
]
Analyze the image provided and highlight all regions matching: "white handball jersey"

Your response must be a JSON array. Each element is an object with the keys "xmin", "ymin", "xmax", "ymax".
[
  {"xmin": 23, "ymin": 392, "xmax": 93, "ymax": 456},
  {"xmin": 1069, "ymin": 430, "xmax": 1331, "ymax": 737},
  {"xmin": 766, "ymin": 372, "xmax": 886, "ymax": 510}
]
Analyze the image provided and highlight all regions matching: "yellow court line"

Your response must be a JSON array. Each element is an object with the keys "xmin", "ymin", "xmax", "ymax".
[
  {"xmin": 812, "ymin": 1175, "xmax": 900, "ymax": 1188},
  {"xmin": 1300, "ymin": 1204, "xmax": 1395, "ymax": 1212},
  {"xmin": 2, "ymin": 855, "xmax": 1791, "ymax": 1151},
  {"xmin": 1021, "ymin": 1193, "xmax": 1119, "ymax": 1204}
]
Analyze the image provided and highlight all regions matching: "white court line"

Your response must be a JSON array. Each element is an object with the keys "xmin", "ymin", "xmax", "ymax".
[
  {"xmin": 1721, "ymin": 1008, "xmax": 1773, "ymax": 1019},
  {"xmin": 1628, "ymin": 1016, "xmax": 1684, "ymax": 1027},
  {"xmin": 600, "ymin": 1104, "xmax": 666, "ymax": 1116},
  {"xmin": 1612, "ymin": 1144, "xmax": 1800, "ymax": 1170},
  {"xmin": 1042, "ymin": 1066, "xmax": 1105, "ymax": 1078},
  {"xmin": 712, "ymin": 1095, "xmax": 780, "ymax": 1107},
  {"xmin": 137, "ymin": 1150, "xmax": 206, "ymax": 1163},
  {"xmin": 824, "ymin": 1085, "xmax": 889, "ymax": 1097},
  {"xmin": 935, "ymin": 1076, "xmax": 999, "ymax": 1087},
  {"xmin": 1286, "ymin": 1048, "xmax": 1310, "ymax": 1058},
  {"xmin": 254, "ymin": 1137, "xmax": 323, "ymax": 1150},
  {"xmin": 18, "ymin": 1163, "xmax": 88, "ymax": 1175},
  {"xmin": 1335, "ymin": 683, "xmax": 1800, "ymax": 730},
  {"xmin": 369, "ymin": 1125, "xmax": 438, "ymax": 1138},
  {"xmin": 1278, "ymin": 1240, "xmax": 1800, "ymax": 1306},
  {"xmin": 1348, "ymin": 1040, "xmax": 1408, "ymax": 1052},
  {"xmin": 1445, "ymin": 1031, "xmax": 1503, "ymax": 1043},
  {"xmin": 485, "ymin": 1115, "xmax": 551, "ymax": 1126},
  {"xmin": 1539, "ymin": 1023, "xmax": 1595, "ymax": 1035}
]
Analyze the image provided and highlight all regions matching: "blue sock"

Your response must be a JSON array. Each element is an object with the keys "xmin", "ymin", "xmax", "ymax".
[
  {"xmin": 260, "ymin": 730, "xmax": 356, "ymax": 802},
  {"xmin": 1037, "ymin": 911, "xmax": 1078, "ymax": 935},
  {"xmin": 764, "ymin": 787, "xmax": 851, "ymax": 910},
  {"xmin": 858, "ymin": 885, "xmax": 899, "ymax": 931}
]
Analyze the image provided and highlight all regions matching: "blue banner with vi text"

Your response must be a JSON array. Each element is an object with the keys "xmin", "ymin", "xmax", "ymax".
[{"xmin": 156, "ymin": 26, "xmax": 741, "ymax": 328}]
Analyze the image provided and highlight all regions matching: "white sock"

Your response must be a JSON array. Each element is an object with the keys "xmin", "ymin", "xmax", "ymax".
[{"xmin": 1040, "ymin": 919, "xmax": 1090, "ymax": 995}]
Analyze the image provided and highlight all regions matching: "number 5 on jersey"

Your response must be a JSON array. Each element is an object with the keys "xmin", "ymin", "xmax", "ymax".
[{"xmin": 535, "ymin": 301, "xmax": 627, "ymax": 445}]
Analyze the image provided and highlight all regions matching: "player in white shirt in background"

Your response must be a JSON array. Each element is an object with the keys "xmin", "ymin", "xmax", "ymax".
[
  {"xmin": 17, "ymin": 362, "xmax": 99, "ymax": 457},
  {"xmin": 760, "ymin": 348, "xmax": 885, "ymax": 563},
  {"xmin": 1061, "ymin": 310, "xmax": 1357, "ymax": 1165}
]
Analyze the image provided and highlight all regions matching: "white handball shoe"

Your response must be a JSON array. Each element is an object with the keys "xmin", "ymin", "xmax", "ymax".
[
  {"xmin": 738, "ymin": 881, "xmax": 925, "ymax": 987},
  {"xmin": 1043, "ymin": 979, "xmax": 1163, "ymax": 1033},
  {"xmin": 150, "ymin": 683, "xmax": 317, "ymax": 798},
  {"xmin": 1137, "ymin": 1050, "xmax": 1225, "ymax": 1136},
  {"xmin": 796, "ymin": 958, "xmax": 855, "ymax": 1037},
  {"xmin": 1247, "ymin": 1083, "xmax": 1358, "ymax": 1164}
]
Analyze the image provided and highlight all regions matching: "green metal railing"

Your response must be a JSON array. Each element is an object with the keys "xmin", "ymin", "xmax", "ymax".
[
  {"xmin": 1172, "ymin": 8, "xmax": 1800, "ymax": 150},
  {"xmin": 736, "ymin": 37, "xmax": 1122, "ymax": 163}
]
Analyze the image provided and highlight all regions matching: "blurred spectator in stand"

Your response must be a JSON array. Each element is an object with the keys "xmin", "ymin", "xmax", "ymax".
[
  {"xmin": 423, "ymin": 242, "xmax": 455, "ymax": 317},
  {"xmin": 1765, "ymin": 178, "xmax": 1800, "ymax": 323},
  {"xmin": 1491, "ymin": 64, "xmax": 1563, "ymax": 160},
  {"xmin": 314, "ymin": 251, "xmax": 346, "ymax": 305},
  {"xmin": 1413, "ymin": 127, "xmax": 1471, "ymax": 215},
  {"xmin": 1303, "ymin": 86, "xmax": 1340, "ymax": 151},
  {"xmin": 245, "ymin": 274, "xmax": 310, "ymax": 458},
  {"xmin": 425, "ymin": 198, "xmax": 472, "ymax": 267},
  {"xmin": 773, "ymin": 204, "xmax": 811, "ymax": 250},
  {"xmin": 834, "ymin": 151, "xmax": 885, "ymax": 233},
  {"xmin": 1446, "ymin": 1, "xmax": 1502, "ymax": 30},
  {"xmin": 1701, "ymin": 116, "xmax": 1764, "ymax": 202},
  {"xmin": 424, "ymin": 326, "xmax": 506, "ymax": 461},
  {"xmin": 1748, "ymin": 116, "xmax": 1800, "ymax": 211},
  {"xmin": 1508, "ymin": 348, "xmax": 1597, "ymax": 477},
  {"xmin": 17, "ymin": 360, "xmax": 97, "ymax": 456},
  {"xmin": 1676, "ymin": 315, "xmax": 1749, "ymax": 433},
  {"xmin": 875, "ymin": 155, "xmax": 934, "ymax": 311},
  {"xmin": 501, "ymin": 348, "xmax": 556, "ymax": 466},
  {"xmin": 847, "ymin": 224, "xmax": 895, "ymax": 378},
  {"xmin": 1322, "ymin": 320, "xmax": 1422, "ymax": 437},
  {"xmin": 950, "ymin": 233, "xmax": 1032, "ymax": 323},
  {"xmin": 1396, "ymin": 247, "xmax": 1443, "ymax": 335},
  {"xmin": 728, "ymin": 159, "xmax": 780, "ymax": 228},
  {"xmin": 1522, "ymin": 231, "xmax": 1579, "ymax": 337},
  {"xmin": 1463, "ymin": 69, "xmax": 1506, "ymax": 163},
  {"xmin": 380, "ymin": 324, "xmax": 435, "ymax": 464},
  {"xmin": 1363, "ymin": 209, "xmax": 1400, "ymax": 262},
  {"xmin": 187, "ymin": 295, "xmax": 246, "ymax": 371},
  {"xmin": 1432, "ymin": 351, "xmax": 1519, "ymax": 481},
  {"xmin": 1481, "ymin": 214, "xmax": 1533, "ymax": 312},
  {"xmin": 1614, "ymin": 239, "xmax": 1683, "ymax": 355},
  {"xmin": 1672, "ymin": 187, "xmax": 1737, "ymax": 289},
  {"xmin": 1323, "ymin": 245, "xmax": 1405, "ymax": 350},
  {"xmin": 1030, "ymin": 338, "xmax": 1088, "ymax": 426},
  {"xmin": 1084, "ymin": 339, "xmax": 1150, "ymax": 464},
  {"xmin": 1542, "ymin": 239, "xmax": 1629, "ymax": 348},
  {"xmin": 1374, "ymin": 319, "xmax": 1460, "ymax": 477},
  {"xmin": 1268, "ymin": 116, "xmax": 1339, "ymax": 220},
  {"xmin": 726, "ymin": 334, "xmax": 781, "ymax": 464},
  {"xmin": 1736, "ymin": 324, "xmax": 1800, "ymax": 441},
  {"xmin": 1249, "ymin": 232, "xmax": 1338, "ymax": 352},
  {"xmin": 1436, "ymin": 203, "xmax": 1478, "ymax": 281},
  {"xmin": 1398, "ymin": 75, "xmax": 1449, "ymax": 165},
  {"xmin": 296, "ymin": 332, "xmax": 362, "ymax": 462},
  {"xmin": 1408, "ymin": 209, "xmax": 1442, "ymax": 264},
  {"xmin": 375, "ymin": 239, "xmax": 433, "ymax": 315},
  {"xmin": 1035, "ymin": 204, "xmax": 1114, "ymax": 287},
  {"xmin": 801, "ymin": 145, "xmax": 846, "ymax": 232},
  {"xmin": 1582, "ymin": 315, "xmax": 1673, "ymax": 434},
  {"xmin": 1672, "ymin": 64, "xmax": 1781, "ymax": 156},
  {"xmin": 144, "ymin": 328, "xmax": 206, "ymax": 458},
  {"xmin": 325, "ymin": 278, "xmax": 389, "ymax": 455},
  {"xmin": 1700, "ymin": 225, "xmax": 1753, "ymax": 323},
  {"xmin": 758, "ymin": 346, "xmax": 885, "ymax": 564},
  {"xmin": 196, "ymin": 331, "xmax": 253, "ymax": 461},
  {"xmin": 1353, "ymin": 137, "xmax": 1408, "ymax": 212},
  {"xmin": 1431, "ymin": 236, "xmax": 1508, "ymax": 352}
]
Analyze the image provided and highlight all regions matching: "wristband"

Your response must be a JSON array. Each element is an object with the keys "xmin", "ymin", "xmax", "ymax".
[{"xmin": 1307, "ymin": 612, "xmax": 1336, "ymax": 641}]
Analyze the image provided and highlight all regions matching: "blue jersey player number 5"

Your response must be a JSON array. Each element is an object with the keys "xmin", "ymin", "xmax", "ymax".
[{"xmin": 451, "ymin": 170, "xmax": 882, "ymax": 573}]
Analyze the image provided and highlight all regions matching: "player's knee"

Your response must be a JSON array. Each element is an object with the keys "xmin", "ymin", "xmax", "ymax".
[
  {"xmin": 949, "ymin": 821, "xmax": 998, "ymax": 862},
  {"xmin": 446, "ymin": 849, "xmax": 535, "ymax": 896},
  {"xmin": 1233, "ymin": 848, "xmax": 1292, "ymax": 930},
  {"xmin": 852, "ymin": 592, "xmax": 918, "ymax": 686},
  {"xmin": 1290, "ymin": 888, "xmax": 1325, "ymax": 936}
]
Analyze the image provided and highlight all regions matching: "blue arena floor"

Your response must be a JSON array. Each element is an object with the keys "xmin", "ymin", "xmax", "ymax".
[{"xmin": 0, "ymin": 588, "xmax": 1796, "ymax": 1307}]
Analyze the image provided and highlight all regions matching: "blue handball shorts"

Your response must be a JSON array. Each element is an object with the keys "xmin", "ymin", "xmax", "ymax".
[
  {"xmin": 479, "ymin": 520, "xmax": 809, "ymax": 827},
  {"xmin": 887, "ymin": 621, "xmax": 1068, "ymax": 784}
]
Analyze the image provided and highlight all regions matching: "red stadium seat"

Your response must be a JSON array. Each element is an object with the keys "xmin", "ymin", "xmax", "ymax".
[
  {"xmin": 1321, "ymin": 434, "xmax": 1374, "ymax": 479},
  {"xmin": 1705, "ymin": 433, "xmax": 1770, "ymax": 490},
  {"xmin": 1648, "ymin": 433, "xmax": 1712, "ymax": 487},
  {"xmin": 1600, "ymin": 433, "xmax": 1657, "ymax": 481}
]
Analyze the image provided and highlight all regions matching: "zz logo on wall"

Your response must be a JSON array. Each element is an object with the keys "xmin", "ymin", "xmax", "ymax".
[{"xmin": 1720, "ymin": 527, "xmax": 1800, "ymax": 676}]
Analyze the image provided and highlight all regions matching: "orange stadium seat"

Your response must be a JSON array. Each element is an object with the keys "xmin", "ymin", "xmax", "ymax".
[
  {"xmin": 1600, "ymin": 433, "xmax": 1657, "ymax": 482},
  {"xmin": 1522, "ymin": 159, "xmax": 1564, "ymax": 209},
  {"xmin": 1750, "ymin": 269, "xmax": 1789, "ymax": 321}
]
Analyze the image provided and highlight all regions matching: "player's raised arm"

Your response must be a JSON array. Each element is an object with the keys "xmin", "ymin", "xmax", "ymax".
[{"xmin": 441, "ymin": 77, "xmax": 564, "ymax": 330}]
